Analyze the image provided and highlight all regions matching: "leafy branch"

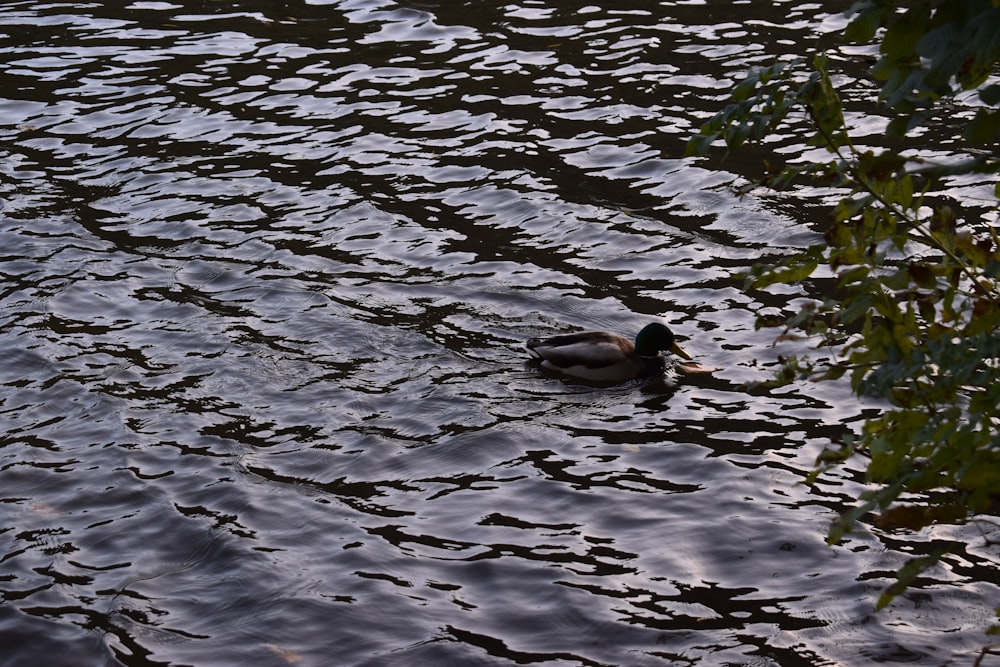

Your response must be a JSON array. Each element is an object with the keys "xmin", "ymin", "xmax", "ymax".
[{"xmin": 687, "ymin": 0, "xmax": 1000, "ymax": 619}]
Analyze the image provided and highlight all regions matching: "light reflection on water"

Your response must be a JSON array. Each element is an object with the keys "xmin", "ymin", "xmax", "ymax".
[{"xmin": 1, "ymin": 1, "xmax": 998, "ymax": 666}]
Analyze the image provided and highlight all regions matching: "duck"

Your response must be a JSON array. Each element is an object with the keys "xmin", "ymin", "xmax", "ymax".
[{"xmin": 525, "ymin": 322, "xmax": 692, "ymax": 383}]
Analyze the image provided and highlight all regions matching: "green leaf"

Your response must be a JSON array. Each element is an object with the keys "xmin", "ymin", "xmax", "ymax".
[
  {"xmin": 832, "ymin": 195, "xmax": 875, "ymax": 224},
  {"xmin": 881, "ymin": 66, "xmax": 932, "ymax": 111},
  {"xmin": 837, "ymin": 291, "xmax": 874, "ymax": 326},
  {"xmin": 908, "ymin": 262, "xmax": 936, "ymax": 288},
  {"xmin": 898, "ymin": 174, "xmax": 914, "ymax": 209},
  {"xmin": 792, "ymin": 59, "xmax": 838, "ymax": 149},
  {"xmin": 876, "ymin": 544, "xmax": 951, "ymax": 609},
  {"xmin": 962, "ymin": 8, "xmax": 1000, "ymax": 90},
  {"xmin": 725, "ymin": 122, "xmax": 752, "ymax": 152},
  {"xmin": 964, "ymin": 109, "xmax": 1000, "ymax": 143},
  {"xmin": 838, "ymin": 265, "xmax": 871, "ymax": 287},
  {"xmin": 732, "ymin": 75, "xmax": 759, "ymax": 103},
  {"xmin": 685, "ymin": 133, "xmax": 717, "ymax": 157},
  {"xmin": 885, "ymin": 109, "xmax": 933, "ymax": 138},
  {"xmin": 859, "ymin": 151, "xmax": 906, "ymax": 181},
  {"xmin": 749, "ymin": 257, "xmax": 820, "ymax": 289},
  {"xmin": 981, "ymin": 83, "xmax": 1000, "ymax": 106},
  {"xmin": 844, "ymin": 1, "xmax": 885, "ymax": 44},
  {"xmin": 880, "ymin": 7, "xmax": 928, "ymax": 61},
  {"xmin": 917, "ymin": 22, "xmax": 969, "ymax": 93}
]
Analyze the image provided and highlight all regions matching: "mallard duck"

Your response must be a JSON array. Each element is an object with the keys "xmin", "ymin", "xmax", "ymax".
[{"xmin": 525, "ymin": 322, "xmax": 692, "ymax": 383}]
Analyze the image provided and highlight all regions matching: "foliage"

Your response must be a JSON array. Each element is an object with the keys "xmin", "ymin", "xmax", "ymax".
[{"xmin": 687, "ymin": 0, "xmax": 1000, "ymax": 618}]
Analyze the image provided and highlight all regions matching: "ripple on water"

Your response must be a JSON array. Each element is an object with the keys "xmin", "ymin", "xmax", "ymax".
[{"xmin": 1, "ymin": 1, "xmax": 998, "ymax": 666}]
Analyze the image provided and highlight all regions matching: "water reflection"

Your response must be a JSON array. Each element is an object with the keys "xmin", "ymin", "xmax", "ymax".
[{"xmin": 1, "ymin": 1, "xmax": 997, "ymax": 666}]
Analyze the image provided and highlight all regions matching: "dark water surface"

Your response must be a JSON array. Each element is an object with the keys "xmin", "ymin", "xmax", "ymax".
[{"xmin": 2, "ymin": 2, "xmax": 998, "ymax": 666}]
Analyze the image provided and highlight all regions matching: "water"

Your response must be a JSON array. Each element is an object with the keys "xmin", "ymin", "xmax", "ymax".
[{"xmin": 1, "ymin": 2, "xmax": 998, "ymax": 666}]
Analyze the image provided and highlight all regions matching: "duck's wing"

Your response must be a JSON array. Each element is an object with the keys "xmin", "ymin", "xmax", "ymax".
[{"xmin": 527, "ymin": 332, "xmax": 630, "ymax": 369}]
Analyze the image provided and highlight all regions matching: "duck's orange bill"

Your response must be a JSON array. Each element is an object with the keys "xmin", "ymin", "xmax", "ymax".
[{"xmin": 670, "ymin": 341, "xmax": 693, "ymax": 360}]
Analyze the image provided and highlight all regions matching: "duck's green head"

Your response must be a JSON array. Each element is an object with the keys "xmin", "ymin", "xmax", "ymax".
[{"xmin": 635, "ymin": 322, "xmax": 692, "ymax": 359}]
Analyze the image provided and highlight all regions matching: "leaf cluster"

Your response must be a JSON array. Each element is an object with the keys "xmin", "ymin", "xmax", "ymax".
[
  {"xmin": 688, "ymin": 0, "xmax": 1000, "ymax": 615},
  {"xmin": 847, "ymin": 0, "xmax": 1000, "ymax": 141}
]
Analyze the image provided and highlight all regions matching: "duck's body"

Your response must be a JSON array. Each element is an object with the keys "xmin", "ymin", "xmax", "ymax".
[{"xmin": 525, "ymin": 322, "xmax": 692, "ymax": 383}]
